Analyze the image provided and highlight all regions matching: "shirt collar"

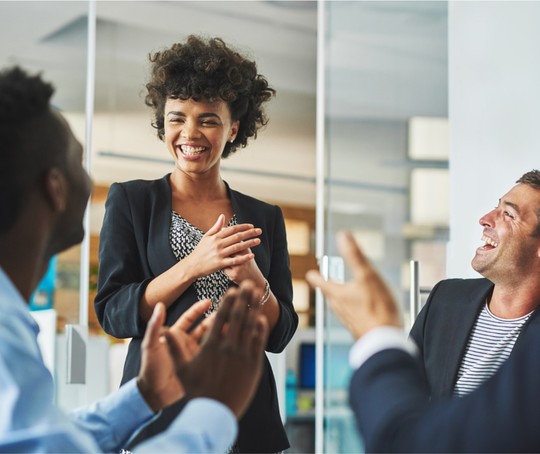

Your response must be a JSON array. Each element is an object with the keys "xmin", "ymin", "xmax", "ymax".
[{"xmin": 0, "ymin": 266, "xmax": 40, "ymax": 334}]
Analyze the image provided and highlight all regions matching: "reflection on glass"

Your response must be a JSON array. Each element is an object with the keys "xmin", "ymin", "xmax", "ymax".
[
  {"xmin": 0, "ymin": 0, "xmax": 89, "ymax": 335},
  {"xmin": 323, "ymin": 1, "xmax": 448, "ymax": 452},
  {"xmin": 0, "ymin": 0, "xmax": 90, "ymax": 411}
]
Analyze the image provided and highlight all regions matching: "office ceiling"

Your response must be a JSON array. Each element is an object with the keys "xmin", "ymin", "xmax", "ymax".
[
  {"xmin": 0, "ymin": 1, "xmax": 446, "ymax": 116},
  {"xmin": 0, "ymin": 1, "xmax": 317, "ymax": 113}
]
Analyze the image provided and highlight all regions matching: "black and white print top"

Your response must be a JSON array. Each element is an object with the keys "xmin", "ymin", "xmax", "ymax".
[{"xmin": 169, "ymin": 211, "xmax": 236, "ymax": 314}]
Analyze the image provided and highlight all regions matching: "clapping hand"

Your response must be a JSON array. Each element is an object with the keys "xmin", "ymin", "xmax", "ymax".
[
  {"xmin": 136, "ymin": 298, "xmax": 213, "ymax": 412},
  {"xmin": 165, "ymin": 281, "xmax": 269, "ymax": 418}
]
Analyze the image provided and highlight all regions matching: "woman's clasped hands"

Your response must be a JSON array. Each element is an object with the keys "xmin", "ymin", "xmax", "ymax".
[{"xmin": 187, "ymin": 214, "xmax": 263, "ymax": 281}]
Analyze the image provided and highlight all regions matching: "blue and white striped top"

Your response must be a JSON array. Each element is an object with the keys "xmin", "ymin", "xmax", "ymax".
[{"xmin": 453, "ymin": 303, "xmax": 532, "ymax": 397}]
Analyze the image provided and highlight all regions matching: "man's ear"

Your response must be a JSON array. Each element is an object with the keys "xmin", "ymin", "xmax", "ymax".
[{"xmin": 44, "ymin": 167, "xmax": 67, "ymax": 212}]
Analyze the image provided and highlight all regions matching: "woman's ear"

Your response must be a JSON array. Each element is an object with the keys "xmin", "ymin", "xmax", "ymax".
[
  {"xmin": 44, "ymin": 167, "xmax": 67, "ymax": 212},
  {"xmin": 230, "ymin": 120, "xmax": 240, "ymax": 142}
]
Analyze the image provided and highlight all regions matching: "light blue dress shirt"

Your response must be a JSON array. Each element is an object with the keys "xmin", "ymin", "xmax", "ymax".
[{"xmin": 0, "ymin": 267, "xmax": 236, "ymax": 453}]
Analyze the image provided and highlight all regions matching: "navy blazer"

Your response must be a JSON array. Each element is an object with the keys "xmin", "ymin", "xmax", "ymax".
[
  {"xmin": 95, "ymin": 174, "xmax": 298, "ymax": 453},
  {"xmin": 349, "ymin": 333, "xmax": 540, "ymax": 453},
  {"xmin": 410, "ymin": 278, "xmax": 540, "ymax": 399}
]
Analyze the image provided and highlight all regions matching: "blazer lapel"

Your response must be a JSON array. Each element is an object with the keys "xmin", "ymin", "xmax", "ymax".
[
  {"xmin": 148, "ymin": 174, "xmax": 178, "ymax": 274},
  {"xmin": 513, "ymin": 306, "xmax": 540, "ymax": 350},
  {"xmin": 439, "ymin": 280, "xmax": 494, "ymax": 395},
  {"xmin": 226, "ymin": 181, "xmax": 248, "ymax": 225}
]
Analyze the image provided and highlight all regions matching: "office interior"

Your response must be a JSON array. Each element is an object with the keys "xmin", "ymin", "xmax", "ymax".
[{"xmin": 1, "ymin": 1, "xmax": 538, "ymax": 452}]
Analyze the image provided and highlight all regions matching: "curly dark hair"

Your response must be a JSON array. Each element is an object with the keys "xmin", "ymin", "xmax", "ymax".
[
  {"xmin": 516, "ymin": 169, "xmax": 540, "ymax": 237},
  {"xmin": 145, "ymin": 35, "xmax": 275, "ymax": 158},
  {"xmin": 0, "ymin": 66, "xmax": 58, "ymax": 234}
]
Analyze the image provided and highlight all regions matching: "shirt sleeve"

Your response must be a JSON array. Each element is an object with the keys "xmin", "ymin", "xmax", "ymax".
[
  {"xmin": 134, "ymin": 398, "xmax": 237, "ymax": 454},
  {"xmin": 0, "ymin": 314, "xmax": 101, "ymax": 453},
  {"xmin": 69, "ymin": 379, "xmax": 155, "ymax": 452},
  {"xmin": 349, "ymin": 326, "xmax": 419, "ymax": 370}
]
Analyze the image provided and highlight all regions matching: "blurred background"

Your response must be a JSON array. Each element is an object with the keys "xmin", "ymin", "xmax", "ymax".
[
  {"xmin": 3, "ymin": 1, "xmax": 538, "ymax": 452},
  {"xmin": 0, "ymin": 2, "xmax": 447, "ymax": 452}
]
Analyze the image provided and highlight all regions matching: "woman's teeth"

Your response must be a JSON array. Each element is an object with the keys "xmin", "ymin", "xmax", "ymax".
[{"xmin": 181, "ymin": 145, "xmax": 205, "ymax": 155}]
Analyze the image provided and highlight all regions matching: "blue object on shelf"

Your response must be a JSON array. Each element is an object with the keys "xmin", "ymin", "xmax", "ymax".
[
  {"xmin": 286, "ymin": 368, "xmax": 298, "ymax": 416},
  {"xmin": 29, "ymin": 256, "xmax": 57, "ymax": 311},
  {"xmin": 299, "ymin": 342, "xmax": 316, "ymax": 389}
]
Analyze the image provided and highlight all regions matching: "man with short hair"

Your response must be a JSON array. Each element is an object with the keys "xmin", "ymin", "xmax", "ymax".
[
  {"xmin": 306, "ymin": 170, "xmax": 540, "ymax": 452},
  {"xmin": 410, "ymin": 170, "xmax": 540, "ymax": 399},
  {"xmin": 0, "ymin": 65, "xmax": 267, "ymax": 453}
]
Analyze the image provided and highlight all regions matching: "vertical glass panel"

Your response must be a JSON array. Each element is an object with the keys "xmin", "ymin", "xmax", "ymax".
[
  {"xmin": 323, "ymin": 2, "xmax": 448, "ymax": 452},
  {"xmin": 0, "ymin": 0, "xmax": 90, "ymax": 409},
  {"xmin": 91, "ymin": 1, "xmax": 317, "ymax": 450}
]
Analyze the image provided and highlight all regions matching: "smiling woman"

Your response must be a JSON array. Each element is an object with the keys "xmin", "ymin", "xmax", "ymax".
[
  {"xmin": 163, "ymin": 98, "xmax": 239, "ymax": 183},
  {"xmin": 93, "ymin": 35, "xmax": 298, "ymax": 453}
]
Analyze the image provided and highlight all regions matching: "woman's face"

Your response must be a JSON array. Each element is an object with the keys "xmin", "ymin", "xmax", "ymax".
[{"xmin": 163, "ymin": 97, "xmax": 239, "ymax": 179}]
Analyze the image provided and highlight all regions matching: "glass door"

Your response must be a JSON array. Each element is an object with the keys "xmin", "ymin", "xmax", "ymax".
[
  {"xmin": 316, "ymin": 1, "xmax": 449, "ymax": 452},
  {"xmin": 0, "ymin": 0, "xmax": 93, "ymax": 409}
]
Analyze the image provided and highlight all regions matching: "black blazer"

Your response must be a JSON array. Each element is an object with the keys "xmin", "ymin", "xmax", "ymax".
[
  {"xmin": 349, "ymin": 331, "xmax": 540, "ymax": 453},
  {"xmin": 94, "ymin": 175, "xmax": 298, "ymax": 453},
  {"xmin": 409, "ymin": 278, "xmax": 540, "ymax": 399}
]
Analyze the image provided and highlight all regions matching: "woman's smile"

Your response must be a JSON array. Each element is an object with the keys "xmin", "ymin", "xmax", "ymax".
[{"xmin": 180, "ymin": 145, "xmax": 207, "ymax": 156}]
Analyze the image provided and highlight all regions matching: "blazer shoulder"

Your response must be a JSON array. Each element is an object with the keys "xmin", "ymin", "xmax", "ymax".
[
  {"xmin": 108, "ymin": 175, "xmax": 170, "ymax": 204},
  {"xmin": 413, "ymin": 277, "xmax": 492, "ymax": 330},
  {"xmin": 113, "ymin": 175, "xmax": 170, "ymax": 198},
  {"xmin": 433, "ymin": 277, "xmax": 493, "ymax": 295},
  {"xmin": 229, "ymin": 187, "xmax": 279, "ymax": 212}
]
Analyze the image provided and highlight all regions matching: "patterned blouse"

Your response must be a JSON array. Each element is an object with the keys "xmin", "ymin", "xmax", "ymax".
[{"xmin": 169, "ymin": 211, "xmax": 237, "ymax": 314}]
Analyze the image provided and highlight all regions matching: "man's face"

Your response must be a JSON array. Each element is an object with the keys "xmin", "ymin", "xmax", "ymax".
[
  {"xmin": 471, "ymin": 183, "xmax": 540, "ymax": 284},
  {"xmin": 49, "ymin": 111, "xmax": 92, "ymax": 255}
]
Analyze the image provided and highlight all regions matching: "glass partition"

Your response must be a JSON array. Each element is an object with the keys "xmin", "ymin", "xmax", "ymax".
[
  {"xmin": 0, "ymin": 0, "xmax": 91, "ymax": 409},
  {"xmin": 89, "ymin": 1, "xmax": 318, "ymax": 446},
  {"xmin": 318, "ymin": 1, "xmax": 448, "ymax": 451}
]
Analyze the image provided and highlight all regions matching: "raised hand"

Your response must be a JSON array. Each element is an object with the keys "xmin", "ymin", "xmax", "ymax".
[
  {"xmin": 137, "ymin": 298, "xmax": 212, "ymax": 412},
  {"xmin": 165, "ymin": 281, "xmax": 269, "ymax": 418},
  {"xmin": 305, "ymin": 231, "xmax": 401, "ymax": 340},
  {"xmin": 185, "ymin": 214, "xmax": 262, "ymax": 279}
]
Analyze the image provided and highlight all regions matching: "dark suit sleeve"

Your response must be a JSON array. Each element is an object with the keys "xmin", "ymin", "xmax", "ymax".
[
  {"xmin": 265, "ymin": 205, "xmax": 298, "ymax": 353},
  {"xmin": 350, "ymin": 344, "xmax": 540, "ymax": 453},
  {"xmin": 94, "ymin": 183, "xmax": 150, "ymax": 338}
]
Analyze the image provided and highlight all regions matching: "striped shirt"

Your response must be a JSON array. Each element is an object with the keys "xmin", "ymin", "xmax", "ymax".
[{"xmin": 453, "ymin": 304, "xmax": 532, "ymax": 397}]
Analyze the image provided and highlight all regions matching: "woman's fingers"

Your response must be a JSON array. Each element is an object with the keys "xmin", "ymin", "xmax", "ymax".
[
  {"xmin": 206, "ymin": 214, "xmax": 226, "ymax": 235},
  {"xmin": 218, "ymin": 224, "xmax": 262, "ymax": 244}
]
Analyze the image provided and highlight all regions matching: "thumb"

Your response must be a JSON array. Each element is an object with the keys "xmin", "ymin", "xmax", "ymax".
[
  {"xmin": 142, "ymin": 303, "xmax": 166, "ymax": 348},
  {"xmin": 206, "ymin": 214, "xmax": 226, "ymax": 235},
  {"xmin": 164, "ymin": 330, "xmax": 190, "ymax": 377}
]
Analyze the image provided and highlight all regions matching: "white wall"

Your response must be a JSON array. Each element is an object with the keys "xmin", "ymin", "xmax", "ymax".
[{"xmin": 448, "ymin": 1, "xmax": 540, "ymax": 277}]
